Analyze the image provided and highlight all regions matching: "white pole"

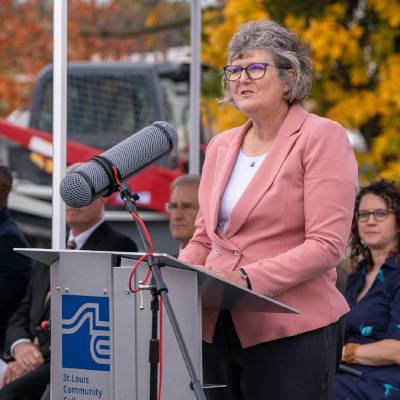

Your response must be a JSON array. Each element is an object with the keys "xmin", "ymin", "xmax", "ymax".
[
  {"xmin": 51, "ymin": 0, "xmax": 67, "ymax": 249},
  {"xmin": 189, "ymin": 0, "xmax": 201, "ymax": 174}
]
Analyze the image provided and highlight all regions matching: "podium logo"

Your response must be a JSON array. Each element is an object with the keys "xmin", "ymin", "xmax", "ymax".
[{"xmin": 62, "ymin": 295, "xmax": 110, "ymax": 371}]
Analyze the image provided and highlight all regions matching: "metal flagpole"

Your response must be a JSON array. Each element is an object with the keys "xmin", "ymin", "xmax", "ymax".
[
  {"xmin": 189, "ymin": 0, "xmax": 201, "ymax": 175},
  {"xmin": 51, "ymin": 0, "xmax": 67, "ymax": 250}
]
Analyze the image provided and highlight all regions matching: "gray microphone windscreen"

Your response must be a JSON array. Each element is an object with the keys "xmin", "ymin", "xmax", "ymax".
[{"xmin": 60, "ymin": 121, "xmax": 177, "ymax": 208}]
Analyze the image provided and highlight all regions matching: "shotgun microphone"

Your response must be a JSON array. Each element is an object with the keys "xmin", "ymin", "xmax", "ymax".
[{"xmin": 60, "ymin": 121, "xmax": 177, "ymax": 208}]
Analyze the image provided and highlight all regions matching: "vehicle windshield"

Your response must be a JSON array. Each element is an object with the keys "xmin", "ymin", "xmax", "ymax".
[
  {"xmin": 12, "ymin": 64, "xmax": 190, "ymax": 185},
  {"xmin": 38, "ymin": 66, "xmax": 191, "ymax": 160},
  {"xmin": 36, "ymin": 73, "xmax": 165, "ymax": 150}
]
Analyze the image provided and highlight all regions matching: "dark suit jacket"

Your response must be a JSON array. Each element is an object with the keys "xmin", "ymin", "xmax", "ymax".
[
  {"xmin": 79, "ymin": 220, "xmax": 138, "ymax": 252},
  {"xmin": 0, "ymin": 208, "xmax": 32, "ymax": 353},
  {"xmin": 3, "ymin": 221, "xmax": 137, "ymax": 360}
]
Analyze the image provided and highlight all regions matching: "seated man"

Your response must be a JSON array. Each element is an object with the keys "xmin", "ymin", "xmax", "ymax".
[
  {"xmin": 0, "ymin": 165, "xmax": 31, "ymax": 354},
  {"xmin": 0, "ymin": 179, "xmax": 138, "ymax": 400},
  {"xmin": 166, "ymin": 174, "xmax": 200, "ymax": 253}
]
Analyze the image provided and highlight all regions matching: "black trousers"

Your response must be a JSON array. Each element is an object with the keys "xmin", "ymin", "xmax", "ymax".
[
  {"xmin": 203, "ymin": 312, "xmax": 344, "ymax": 400},
  {"xmin": 0, "ymin": 363, "xmax": 49, "ymax": 400}
]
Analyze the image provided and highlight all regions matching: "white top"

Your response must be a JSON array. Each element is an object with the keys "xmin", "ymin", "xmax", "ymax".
[{"xmin": 218, "ymin": 150, "xmax": 267, "ymax": 234}]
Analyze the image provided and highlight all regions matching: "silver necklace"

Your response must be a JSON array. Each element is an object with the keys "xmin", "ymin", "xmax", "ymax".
[
  {"xmin": 248, "ymin": 153, "xmax": 264, "ymax": 167},
  {"xmin": 246, "ymin": 127, "xmax": 277, "ymax": 167}
]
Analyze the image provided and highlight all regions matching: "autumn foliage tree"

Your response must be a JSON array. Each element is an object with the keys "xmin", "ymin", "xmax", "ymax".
[
  {"xmin": 0, "ymin": 0, "xmax": 189, "ymax": 117},
  {"xmin": 4, "ymin": 0, "xmax": 400, "ymax": 179},
  {"xmin": 201, "ymin": 0, "xmax": 400, "ymax": 180}
]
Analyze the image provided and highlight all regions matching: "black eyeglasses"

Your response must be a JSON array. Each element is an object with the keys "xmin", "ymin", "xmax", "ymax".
[
  {"xmin": 223, "ymin": 63, "xmax": 281, "ymax": 81},
  {"xmin": 356, "ymin": 209, "xmax": 394, "ymax": 222},
  {"xmin": 165, "ymin": 202, "xmax": 199, "ymax": 213}
]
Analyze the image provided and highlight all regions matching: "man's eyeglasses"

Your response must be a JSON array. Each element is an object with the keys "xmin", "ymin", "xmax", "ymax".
[
  {"xmin": 356, "ymin": 209, "xmax": 394, "ymax": 222},
  {"xmin": 223, "ymin": 63, "xmax": 282, "ymax": 81},
  {"xmin": 165, "ymin": 202, "xmax": 199, "ymax": 213}
]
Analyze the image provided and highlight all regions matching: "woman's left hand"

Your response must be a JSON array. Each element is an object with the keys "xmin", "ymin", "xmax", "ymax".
[{"xmin": 207, "ymin": 267, "xmax": 247, "ymax": 288}]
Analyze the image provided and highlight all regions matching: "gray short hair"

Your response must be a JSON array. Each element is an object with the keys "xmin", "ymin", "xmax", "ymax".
[
  {"xmin": 221, "ymin": 20, "xmax": 312, "ymax": 105},
  {"xmin": 171, "ymin": 174, "xmax": 201, "ymax": 191}
]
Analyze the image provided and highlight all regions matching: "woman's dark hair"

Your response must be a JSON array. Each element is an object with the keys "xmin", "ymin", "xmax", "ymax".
[{"xmin": 349, "ymin": 179, "xmax": 400, "ymax": 270}]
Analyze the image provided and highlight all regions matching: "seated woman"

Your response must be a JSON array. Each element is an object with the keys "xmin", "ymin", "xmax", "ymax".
[{"xmin": 334, "ymin": 179, "xmax": 400, "ymax": 399}]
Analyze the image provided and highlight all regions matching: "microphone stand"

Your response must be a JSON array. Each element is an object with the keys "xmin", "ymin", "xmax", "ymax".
[
  {"xmin": 117, "ymin": 180, "xmax": 207, "ymax": 400},
  {"xmin": 90, "ymin": 156, "xmax": 206, "ymax": 399}
]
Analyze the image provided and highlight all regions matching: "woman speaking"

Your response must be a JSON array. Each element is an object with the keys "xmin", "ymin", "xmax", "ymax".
[{"xmin": 180, "ymin": 20, "xmax": 358, "ymax": 400}]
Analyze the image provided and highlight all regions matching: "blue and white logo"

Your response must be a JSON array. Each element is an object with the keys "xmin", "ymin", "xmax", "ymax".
[{"xmin": 62, "ymin": 295, "xmax": 110, "ymax": 371}]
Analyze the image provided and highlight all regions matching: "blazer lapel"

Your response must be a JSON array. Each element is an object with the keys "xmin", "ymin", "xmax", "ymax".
[
  {"xmin": 225, "ymin": 105, "xmax": 309, "ymax": 239},
  {"xmin": 209, "ymin": 121, "xmax": 252, "ymax": 247},
  {"xmin": 81, "ymin": 221, "xmax": 108, "ymax": 250}
]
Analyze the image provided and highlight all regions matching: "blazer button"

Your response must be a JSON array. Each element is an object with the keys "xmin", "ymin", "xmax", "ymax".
[
  {"xmin": 214, "ymin": 247, "xmax": 220, "ymax": 255},
  {"xmin": 234, "ymin": 250, "xmax": 241, "ymax": 257}
]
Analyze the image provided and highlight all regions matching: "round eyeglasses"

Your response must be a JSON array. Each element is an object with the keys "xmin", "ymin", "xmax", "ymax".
[
  {"xmin": 223, "ymin": 63, "xmax": 281, "ymax": 81},
  {"xmin": 356, "ymin": 209, "xmax": 394, "ymax": 222}
]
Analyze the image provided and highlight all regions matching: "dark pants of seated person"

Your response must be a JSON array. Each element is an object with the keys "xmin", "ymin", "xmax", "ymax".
[
  {"xmin": 39, "ymin": 385, "xmax": 49, "ymax": 400},
  {"xmin": 334, "ymin": 372, "xmax": 398, "ymax": 400},
  {"xmin": 202, "ymin": 311, "xmax": 344, "ymax": 400},
  {"xmin": 0, "ymin": 363, "xmax": 49, "ymax": 400}
]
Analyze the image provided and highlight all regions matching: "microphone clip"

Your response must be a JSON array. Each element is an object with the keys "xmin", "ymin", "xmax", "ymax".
[
  {"xmin": 119, "ymin": 182, "xmax": 139, "ymax": 213},
  {"xmin": 91, "ymin": 155, "xmax": 122, "ymax": 196},
  {"xmin": 91, "ymin": 155, "xmax": 140, "ymax": 211}
]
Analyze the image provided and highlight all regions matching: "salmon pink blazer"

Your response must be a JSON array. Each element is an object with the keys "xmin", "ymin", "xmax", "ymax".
[{"xmin": 180, "ymin": 105, "xmax": 358, "ymax": 348}]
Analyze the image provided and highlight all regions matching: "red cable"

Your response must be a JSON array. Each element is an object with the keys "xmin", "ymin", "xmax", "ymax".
[
  {"xmin": 158, "ymin": 297, "xmax": 163, "ymax": 400},
  {"xmin": 127, "ymin": 209, "xmax": 154, "ymax": 293},
  {"xmin": 129, "ymin": 211, "xmax": 154, "ymax": 252},
  {"xmin": 114, "ymin": 166, "xmax": 163, "ymax": 398},
  {"xmin": 112, "ymin": 165, "xmax": 121, "ymax": 185},
  {"xmin": 112, "ymin": 165, "xmax": 154, "ymax": 253},
  {"xmin": 128, "ymin": 254, "xmax": 152, "ymax": 293}
]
